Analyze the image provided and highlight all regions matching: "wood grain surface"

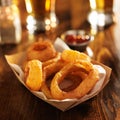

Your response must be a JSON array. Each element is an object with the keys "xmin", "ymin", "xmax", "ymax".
[{"xmin": 0, "ymin": 0, "xmax": 120, "ymax": 120}]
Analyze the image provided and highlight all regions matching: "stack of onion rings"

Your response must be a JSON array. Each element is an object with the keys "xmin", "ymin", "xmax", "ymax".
[{"xmin": 24, "ymin": 41, "xmax": 99, "ymax": 100}]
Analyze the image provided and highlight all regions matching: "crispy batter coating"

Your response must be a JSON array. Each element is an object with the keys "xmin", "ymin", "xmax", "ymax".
[
  {"xmin": 61, "ymin": 49, "xmax": 91, "ymax": 62},
  {"xmin": 41, "ymin": 60, "xmax": 68, "ymax": 98},
  {"xmin": 25, "ymin": 60, "xmax": 43, "ymax": 91}
]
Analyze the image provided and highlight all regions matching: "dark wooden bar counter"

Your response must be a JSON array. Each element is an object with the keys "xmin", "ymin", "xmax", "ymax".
[{"xmin": 0, "ymin": 0, "xmax": 120, "ymax": 120}]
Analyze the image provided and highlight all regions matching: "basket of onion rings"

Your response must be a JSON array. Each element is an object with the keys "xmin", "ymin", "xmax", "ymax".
[{"xmin": 5, "ymin": 38, "xmax": 111, "ymax": 111}]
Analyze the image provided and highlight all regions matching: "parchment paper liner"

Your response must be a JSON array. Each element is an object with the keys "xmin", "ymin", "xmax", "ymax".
[{"xmin": 5, "ymin": 38, "xmax": 112, "ymax": 111}]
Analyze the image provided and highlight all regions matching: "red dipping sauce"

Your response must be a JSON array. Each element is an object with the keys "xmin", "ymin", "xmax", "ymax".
[
  {"xmin": 65, "ymin": 34, "xmax": 90, "ymax": 45},
  {"xmin": 61, "ymin": 30, "xmax": 93, "ymax": 52}
]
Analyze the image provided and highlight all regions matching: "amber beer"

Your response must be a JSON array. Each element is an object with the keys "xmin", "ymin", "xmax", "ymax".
[
  {"xmin": 25, "ymin": 0, "xmax": 57, "ymax": 33},
  {"xmin": 90, "ymin": 0, "xmax": 113, "ymax": 13},
  {"xmin": 25, "ymin": 0, "xmax": 52, "ymax": 19},
  {"xmin": 25, "ymin": 0, "xmax": 53, "ymax": 19}
]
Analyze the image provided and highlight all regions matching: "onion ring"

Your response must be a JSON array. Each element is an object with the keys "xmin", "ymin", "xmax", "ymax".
[
  {"xmin": 24, "ymin": 60, "xmax": 43, "ymax": 91},
  {"xmin": 61, "ymin": 49, "xmax": 91, "ymax": 63},
  {"xmin": 50, "ymin": 62, "xmax": 99, "ymax": 100},
  {"xmin": 27, "ymin": 40, "xmax": 57, "ymax": 62}
]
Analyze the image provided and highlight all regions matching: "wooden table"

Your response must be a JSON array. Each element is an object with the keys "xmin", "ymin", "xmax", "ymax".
[{"xmin": 0, "ymin": 0, "xmax": 120, "ymax": 120}]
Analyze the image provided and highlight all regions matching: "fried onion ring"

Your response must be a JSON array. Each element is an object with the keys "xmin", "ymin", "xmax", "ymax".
[
  {"xmin": 27, "ymin": 40, "xmax": 57, "ymax": 62},
  {"xmin": 50, "ymin": 62, "xmax": 99, "ymax": 100},
  {"xmin": 24, "ymin": 60, "xmax": 43, "ymax": 91},
  {"xmin": 61, "ymin": 49, "xmax": 91, "ymax": 63}
]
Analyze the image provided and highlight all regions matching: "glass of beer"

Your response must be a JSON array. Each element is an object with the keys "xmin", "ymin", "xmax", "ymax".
[
  {"xmin": 25, "ymin": 0, "xmax": 58, "ymax": 34},
  {"xmin": 88, "ymin": 0, "xmax": 114, "ymax": 29}
]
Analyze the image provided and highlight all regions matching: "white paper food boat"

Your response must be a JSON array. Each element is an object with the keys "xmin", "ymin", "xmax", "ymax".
[{"xmin": 5, "ymin": 38, "xmax": 112, "ymax": 111}]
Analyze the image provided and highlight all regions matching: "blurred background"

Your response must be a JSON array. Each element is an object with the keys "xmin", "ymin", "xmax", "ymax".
[{"xmin": 13, "ymin": 0, "xmax": 90, "ymax": 31}]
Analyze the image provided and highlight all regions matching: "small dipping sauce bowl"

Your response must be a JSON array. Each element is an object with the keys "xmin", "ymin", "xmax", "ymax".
[{"xmin": 61, "ymin": 30, "xmax": 93, "ymax": 52}]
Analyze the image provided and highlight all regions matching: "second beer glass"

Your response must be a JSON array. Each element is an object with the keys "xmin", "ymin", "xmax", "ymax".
[{"xmin": 88, "ymin": 0, "xmax": 114, "ymax": 29}]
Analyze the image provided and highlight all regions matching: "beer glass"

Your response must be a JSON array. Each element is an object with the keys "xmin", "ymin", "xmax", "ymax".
[
  {"xmin": 88, "ymin": 0, "xmax": 114, "ymax": 29},
  {"xmin": 25, "ymin": 0, "xmax": 58, "ymax": 34}
]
